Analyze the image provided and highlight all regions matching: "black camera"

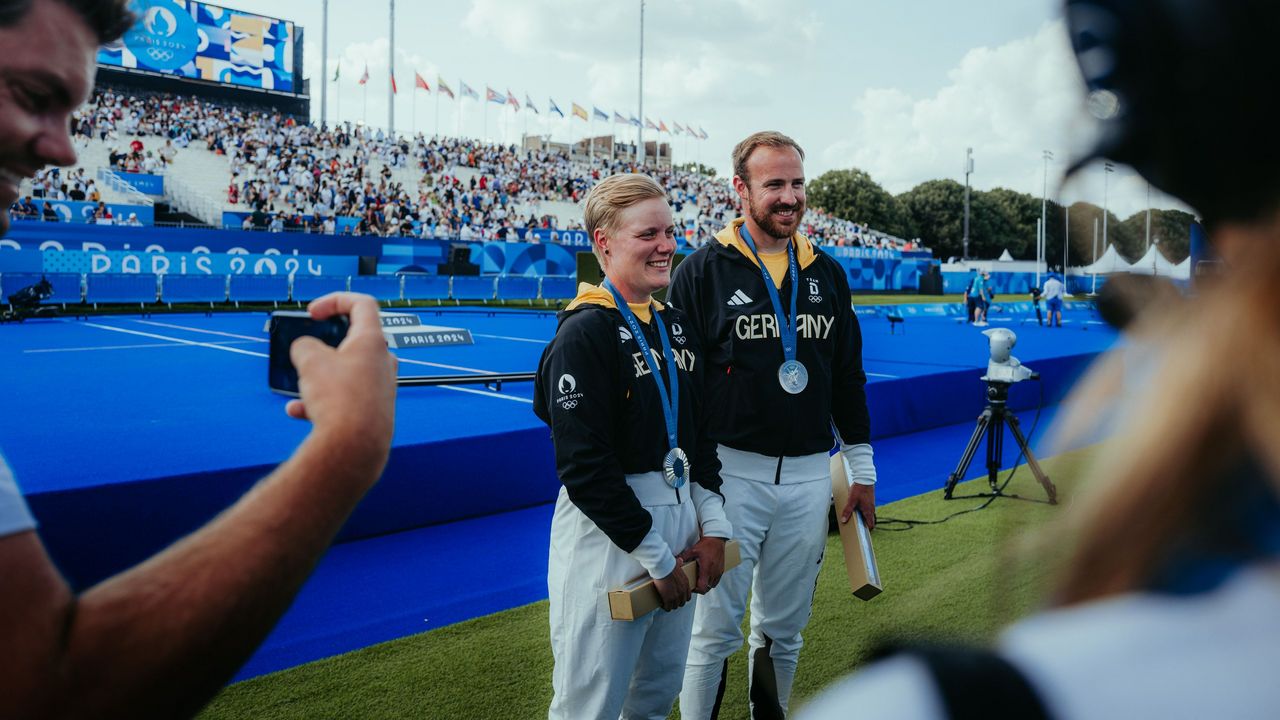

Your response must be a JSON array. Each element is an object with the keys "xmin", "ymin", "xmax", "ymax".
[{"xmin": 267, "ymin": 311, "xmax": 349, "ymax": 396}]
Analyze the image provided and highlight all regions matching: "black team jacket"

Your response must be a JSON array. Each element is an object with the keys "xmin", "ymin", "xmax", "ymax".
[
  {"xmin": 667, "ymin": 218, "xmax": 872, "ymax": 459},
  {"xmin": 533, "ymin": 284, "xmax": 727, "ymax": 554}
]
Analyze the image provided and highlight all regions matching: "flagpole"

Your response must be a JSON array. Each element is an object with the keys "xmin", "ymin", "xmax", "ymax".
[
  {"xmin": 637, "ymin": 0, "xmax": 645, "ymax": 165},
  {"xmin": 320, "ymin": 0, "xmax": 329, "ymax": 128},
  {"xmin": 434, "ymin": 87, "xmax": 440, "ymax": 139},
  {"xmin": 388, "ymin": 0, "xmax": 395, "ymax": 138},
  {"xmin": 456, "ymin": 80, "xmax": 461, "ymax": 138}
]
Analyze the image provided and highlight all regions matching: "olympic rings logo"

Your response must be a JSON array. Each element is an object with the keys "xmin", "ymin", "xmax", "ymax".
[
  {"xmin": 147, "ymin": 48, "xmax": 175, "ymax": 62},
  {"xmin": 560, "ymin": 400, "xmax": 578, "ymax": 410},
  {"xmin": 809, "ymin": 295, "xmax": 823, "ymax": 304}
]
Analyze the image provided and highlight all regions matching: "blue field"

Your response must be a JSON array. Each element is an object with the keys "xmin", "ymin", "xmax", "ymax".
[{"xmin": 0, "ymin": 304, "xmax": 1117, "ymax": 679}]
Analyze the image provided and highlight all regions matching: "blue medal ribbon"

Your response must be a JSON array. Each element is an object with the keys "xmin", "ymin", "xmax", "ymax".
[
  {"xmin": 739, "ymin": 224, "xmax": 799, "ymax": 364},
  {"xmin": 603, "ymin": 280, "xmax": 679, "ymax": 456}
]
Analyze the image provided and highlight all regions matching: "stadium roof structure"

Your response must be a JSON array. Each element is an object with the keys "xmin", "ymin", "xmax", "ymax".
[
  {"xmin": 1077, "ymin": 244, "xmax": 1132, "ymax": 275},
  {"xmin": 1129, "ymin": 244, "xmax": 1180, "ymax": 277}
]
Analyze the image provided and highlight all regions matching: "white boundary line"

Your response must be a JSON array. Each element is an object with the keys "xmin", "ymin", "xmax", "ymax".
[
  {"xmin": 866, "ymin": 372, "xmax": 900, "ymax": 379},
  {"xmin": 471, "ymin": 332, "xmax": 549, "ymax": 345},
  {"xmin": 134, "ymin": 319, "xmax": 265, "ymax": 343},
  {"xmin": 25, "ymin": 340, "xmax": 257, "ymax": 354},
  {"xmin": 84, "ymin": 321, "xmax": 532, "ymax": 403}
]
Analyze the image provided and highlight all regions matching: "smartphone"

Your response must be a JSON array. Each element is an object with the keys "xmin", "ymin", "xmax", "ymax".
[{"xmin": 268, "ymin": 310, "xmax": 350, "ymax": 396}]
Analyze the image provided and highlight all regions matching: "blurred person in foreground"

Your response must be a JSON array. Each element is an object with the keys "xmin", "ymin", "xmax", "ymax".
[
  {"xmin": 0, "ymin": 2, "xmax": 399, "ymax": 717},
  {"xmin": 533, "ymin": 174, "xmax": 731, "ymax": 719},
  {"xmin": 799, "ymin": 1, "xmax": 1280, "ymax": 717}
]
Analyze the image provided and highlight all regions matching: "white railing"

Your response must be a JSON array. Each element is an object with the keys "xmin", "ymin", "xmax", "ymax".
[
  {"xmin": 163, "ymin": 174, "xmax": 221, "ymax": 227},
  {"xmin": 96, "ymin": 168, "xmax": 155, "ymax": 207}
]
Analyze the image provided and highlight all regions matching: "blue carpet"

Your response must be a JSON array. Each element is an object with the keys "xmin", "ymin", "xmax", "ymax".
[{"xmin": 0, "ymin": 305, "xmax": 1114, "ymax": 679}]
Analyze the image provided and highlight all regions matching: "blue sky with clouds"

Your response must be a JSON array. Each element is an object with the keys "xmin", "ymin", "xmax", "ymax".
[{"xmin": 199, "ymin": 0, "xmax": 1179, "ymax": 220}]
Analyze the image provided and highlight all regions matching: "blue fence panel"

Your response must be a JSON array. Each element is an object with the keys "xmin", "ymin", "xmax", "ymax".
[
  {"xmin": 450, "ymin": 276, "xmax": 496, "ymax": 301},
  {"xmin": 85, "ymin": 274, "xmax": 159, "ymax": 304},
  {"xmin": 291, "ymin": 276, "xmax": 350, "ymax": 302},
  {"xmin": 161, "ymin": 275, "xmax": 228, "ymax": 304},
  {"xmin": 228, "ymin": 275, "xmax": 289, "ymax": 304},
  {"xmin": 402, "ymin": 274, "xmax": 451, "ymax": 301},
  {"xmin": 540, "ymin": 276, "xmax": 576, "ymax": 299},
  {"xmin": 496, "ymin": 276, "xmax": 539, "ymax": 301},
  {"xmin": 1, "ymin": 272, "xmax": 82, "ymax": 305},
  {"xmin": 349, "ymin": 275, "xmax": 402, "ymax": 302}
]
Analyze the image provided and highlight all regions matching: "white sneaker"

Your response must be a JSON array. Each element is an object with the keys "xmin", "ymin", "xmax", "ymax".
[{"xmin": 974, "ymin": 321, "xmax": 988, "ymax": 327}]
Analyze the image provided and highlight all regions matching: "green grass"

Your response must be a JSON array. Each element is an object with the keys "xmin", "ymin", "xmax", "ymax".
[{"xmin": 197, "ymin": 448, "xmax": 1093, "ymax": 720}]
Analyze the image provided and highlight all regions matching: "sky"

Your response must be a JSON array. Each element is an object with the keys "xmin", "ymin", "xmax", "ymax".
[{"xmin": 194, "ymin": 0, "xmax": 1185, "ymax": 221}]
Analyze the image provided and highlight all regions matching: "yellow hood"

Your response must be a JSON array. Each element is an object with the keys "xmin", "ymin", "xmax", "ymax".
[
  {"xmin": 714, "ymin": 217, "xmax": 819, "ymax": 270},
  {"xmin": 565, "ymin": 282, "xmax": 665, "ymax": 314}
]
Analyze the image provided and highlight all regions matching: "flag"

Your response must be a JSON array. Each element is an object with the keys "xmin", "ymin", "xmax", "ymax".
[
  {"xmin": 358, "ymin": 64, "xmax": 369, "ymax": 85},
  {"xmin": 486, "ymin": 86, "xmax": 505, "ymax": 104},
  {"xmin": 572, "ymin": 103, "xmax": 588, "ymax": 121},
  {"xmin": 698, "ymin": 126, "xmax": 708, "ymax": 139},
  {"xmin": 414, "ymin": 72, "xmax": 430, "ymax": 92},
  {"xmin": 592, "ymin": 106, "xmax": 608, "ymax": 122},
  {"xmin": 506, "ymin": 89, "xmax": 520, "ymax": 110},
  {"xmin": 549, "ymin": 99, "xmax": 564, "ymax": 117},
  {"xmin": 390, "ymin": 72, "xmax": 397, "ymax": 94},
  {"xmin": 673, "ymin": 122, "xmax": 685, "ymax": 135},
  {"xmin": 644, "ymin": 117, "xmax": 658, "ymax": 130},
  {"xmin": 612, "ymin": 110, "xmax": 627, "ymax": 124},
  {"xmin": 658, "ymin": 120, "xmax": 669, "ymax": 133},
  {"xmin": 629, "ymin": 115, "xmax": 641, "ymax": 128},
  {"xmin": 332, "ymin": 60, "xmax": 340, "ymax": 82},
  {"xmin": 525, "ymin": 95, "xmax": 539, "ymax": 114},
  {"xmin": 460, "ymin": 82, "xmax": 478, "ymax": 100},
  {"xmin": 437, "ymin": 76, "xmax": 455, "ymax": 99}
]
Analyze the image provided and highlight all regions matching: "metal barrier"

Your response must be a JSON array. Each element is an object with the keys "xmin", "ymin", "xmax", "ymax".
[{"xmin": 96, "ymin": 169, "xmax": 155, "ymax": 207}]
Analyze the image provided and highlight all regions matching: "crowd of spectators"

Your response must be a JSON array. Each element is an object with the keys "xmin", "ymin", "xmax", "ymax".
[{"xmin": 39, "ymin": 88, "xmax": 925, "ymax": 251}]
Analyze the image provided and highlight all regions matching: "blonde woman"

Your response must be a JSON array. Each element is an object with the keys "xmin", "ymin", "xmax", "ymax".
[{"xmin": 534, "ymin": 174, "xmax": 731, "ymax": 719}]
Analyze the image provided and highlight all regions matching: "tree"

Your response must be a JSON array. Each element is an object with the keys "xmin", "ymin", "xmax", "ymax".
[
  {"xmin": 981, "ymin": 187, "xmax": 1042, "ymax": 259},
  {"xmin": 895, "ymin": 179, "xmax": 1011, "ymax": 260},
  {"xmin": 807, "ymin": 168, "xmax": 907, "ymax": 237},
  {"xmin": 1118, "ymin": 208, "xmax": 1194, "ymax": 262}
]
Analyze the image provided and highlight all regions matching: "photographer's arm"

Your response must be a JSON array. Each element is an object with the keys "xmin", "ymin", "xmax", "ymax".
[{"xmin": 0, "ymin": 293, "xmax": 397, "ymax": 720}]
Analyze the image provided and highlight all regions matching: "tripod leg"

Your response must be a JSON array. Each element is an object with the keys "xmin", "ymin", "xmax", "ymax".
[
  {"xmin": 1006, "ymin": 413, "xmax": 1058, "ymax": 504},
  {"xmin": 945, "ymin": 409, "xmax": 993, "ymax": 499},
  {"xmin": 987, "ymin": 411, "xmax": 1005, "ymax": 493}
]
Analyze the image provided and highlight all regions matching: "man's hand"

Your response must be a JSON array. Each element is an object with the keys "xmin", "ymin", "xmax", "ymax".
[
  {"xmin": 840, "ymin": 483, "xmax": 876, "ymax": 531},
  {"xmin": 284, "ymin": 292, "xmax": 398, "ymax": 470},
  {"xmin": 679, "ymin": 537, "xmax": 727, "ymax": 594},
  {"xmin": 652, "ymin": 557, "xmax": 692, "ymax": 611}
]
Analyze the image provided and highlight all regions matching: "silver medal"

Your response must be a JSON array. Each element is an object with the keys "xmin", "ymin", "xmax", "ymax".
[
  {"xmin": 663, "ymin": 447, "xmax": 690, "ymax": 489},
  {"xmin": 778, "ymin": 359, "xmax": 809, "ymax": 394}
]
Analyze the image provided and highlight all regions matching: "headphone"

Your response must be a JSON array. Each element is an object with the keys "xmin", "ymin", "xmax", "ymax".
[{"xmin": 1066, "ymin": 0, "xmax": 1280, "ymax": 224}]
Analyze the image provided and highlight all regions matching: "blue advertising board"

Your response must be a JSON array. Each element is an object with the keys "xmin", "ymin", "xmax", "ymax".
[
  {"xmin": 35, "ymin": 249, "xmax": 357, "ymax": 276},
  {"xmin": 0, "ymin": 223, "xmax": 384, "ymax": 257},
  {"xmin": 24, "ymin": 199, "xmax": 154, "ymax": 225},
  {"xmin": 527, "ymin": 228, "xmax": 590, "ymax": 248},
  {"xmin": 116, "ymin": 172, "xmax": 165, "ymax": 195}
]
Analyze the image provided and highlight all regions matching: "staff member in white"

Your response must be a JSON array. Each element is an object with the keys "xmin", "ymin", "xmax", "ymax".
[
  {"xmin": 670, "ymin": 131, "xmax": 878, "ymax": 719},
  {"xmin": 534, "ymin": 174, "xmax": 732, "ymax": 720}
]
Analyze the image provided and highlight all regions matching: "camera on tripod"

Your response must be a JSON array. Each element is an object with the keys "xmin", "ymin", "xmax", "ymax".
[{"xmin": 945, "ymin": 328, "xmax": 1057, "ymax": 504}]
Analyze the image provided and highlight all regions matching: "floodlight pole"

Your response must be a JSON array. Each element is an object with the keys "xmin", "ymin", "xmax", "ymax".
[
  {"xmin": 1102, "ymin": 161, "xmax": 1113, "ymax": 256},
  {"xmin": 637, "ymin": 0, "xmax": 645, "ymax": 165},
  {"xmin": 963, "ymin": 147, "xmax": 973, "ymax": 260},
  {"xmin": 1040, "ymin": 150, "xmax": 1053, "ymax": 286},
  {"xmin": 320, "ymin": 0, "xmax": 328, "ymax": 129}
]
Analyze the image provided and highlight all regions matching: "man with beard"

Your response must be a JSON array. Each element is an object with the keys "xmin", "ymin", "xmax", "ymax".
[{"xmin": 668, "ymin": 131, "xmax": 878, "ymax": 719}]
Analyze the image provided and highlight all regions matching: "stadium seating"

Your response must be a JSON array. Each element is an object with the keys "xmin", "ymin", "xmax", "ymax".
[
  {"xmin": 228, "ymin": 275, "xmax": 289, "ymax": 306},
  {"xmin": 84, "ymin": 274, "xmax": 159, "ymax": 307},
  {"xmin": 1, "ymin": 272, "xmax": 84, "ymax": 307},
  {"xmin": 159, "ymin": 274, "xmax": 228, "ymax": 306},
  {"xmin": 290, "ymin": 275, "xmax": 350, "ymax": 303}
]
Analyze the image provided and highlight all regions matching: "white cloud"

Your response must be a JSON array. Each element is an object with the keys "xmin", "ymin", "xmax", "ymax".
[{"xmin": 818, "ymin": 20, "xmax": 1185, "ymax": 219}]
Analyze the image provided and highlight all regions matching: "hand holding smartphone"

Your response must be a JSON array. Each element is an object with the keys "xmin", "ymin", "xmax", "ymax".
[{"xmin": 268, "ymin": 310, "xmax": 351, "ymax": 396}]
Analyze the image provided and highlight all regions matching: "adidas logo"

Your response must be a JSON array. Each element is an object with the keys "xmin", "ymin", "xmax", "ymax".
[{"xmin": 726, "ymin": 289, "xmax": 753, "ymax": 307}]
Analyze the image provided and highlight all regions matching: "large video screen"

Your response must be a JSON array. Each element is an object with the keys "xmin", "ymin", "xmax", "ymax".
[{"xmin": 98, "ymin": 0, "xmax": 296, "ymax": 93}]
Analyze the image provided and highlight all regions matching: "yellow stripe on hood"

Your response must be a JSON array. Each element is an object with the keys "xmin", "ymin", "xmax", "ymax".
[
  {"xmin": 714, "ymin": 217, "xmax": 819, "ymax": 270},
  {"xmin": 564, "ymin": 282, "xmax": 665, "ymax": 320}
]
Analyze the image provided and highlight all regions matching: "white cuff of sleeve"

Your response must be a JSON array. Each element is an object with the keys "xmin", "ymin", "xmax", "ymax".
[
  {"xmin": 691, "ymin": 483, "xmax": 733, "ymax": 540},
  {"xmin": 841, "ymin": 443, "xmax": 877, "ymax": 486},
  {"xmin": 629, "ymin": 527, "xmax": 676, "ymax": 579}
]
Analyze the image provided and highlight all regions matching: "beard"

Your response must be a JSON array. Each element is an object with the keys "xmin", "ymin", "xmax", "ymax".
[{"xmin": 747, "ymin": 194, "xmax": 805, "ymax": 241}]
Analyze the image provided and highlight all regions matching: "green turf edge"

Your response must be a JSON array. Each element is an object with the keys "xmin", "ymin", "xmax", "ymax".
[{"xmin": 197, "ymin": 447, "xmax": 1094, "ymax": 720}]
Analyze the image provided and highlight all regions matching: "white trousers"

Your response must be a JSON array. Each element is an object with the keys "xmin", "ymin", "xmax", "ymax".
[
  {"xmin": 681, "ymin": 447, "xmax": 831, "ymax": 720},
  {"xmin": 548, "ymin": 475, "xmax": 701, "ymax": 720}
]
